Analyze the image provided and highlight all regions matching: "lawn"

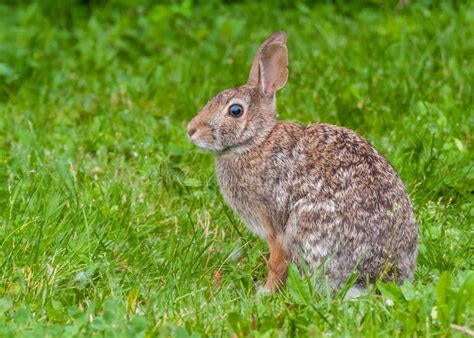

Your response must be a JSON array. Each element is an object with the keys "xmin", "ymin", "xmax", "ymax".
[{"xmin": 0, "ymin": 0, "xmax": 473, "ymax": 336}]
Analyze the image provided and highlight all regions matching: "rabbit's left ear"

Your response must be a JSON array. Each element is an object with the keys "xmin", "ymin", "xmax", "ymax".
[{"xmin": 247, "ymin": 32, "xmax": 288, "ymax": 95}]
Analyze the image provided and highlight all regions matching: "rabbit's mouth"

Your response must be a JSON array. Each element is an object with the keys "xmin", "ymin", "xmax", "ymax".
[
  {"xmin": 190, "ymin": 139, "xmax": 222, "ymax": 152},
  {"xmin": 188, "ymin": 131, "xmax": 222, "ymax": 152}
]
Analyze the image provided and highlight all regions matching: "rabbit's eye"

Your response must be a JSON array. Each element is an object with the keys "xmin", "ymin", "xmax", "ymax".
[{"xmin": 228, "ymin": 104, "xmax": 244, "ymax": 118}]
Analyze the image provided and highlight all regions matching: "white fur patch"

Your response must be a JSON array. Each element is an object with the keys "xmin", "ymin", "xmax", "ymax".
[
  {"xmin": 312, "ymin": 244, "xmax": 329, "ymax": 257},
  {"xmin": 317, "ymin": 200, "xmax": 336, "ymax": 212},
  {"xmin": 294, "ymin": 199, "xmax": 337, "ymax": 215},
  {"xmin": 244, "ymin": 217, "xmax": 269, "ymax": 239},
  {"xmin": 344, "ymin": 286, "xmax": 366, "ymax": 300}
]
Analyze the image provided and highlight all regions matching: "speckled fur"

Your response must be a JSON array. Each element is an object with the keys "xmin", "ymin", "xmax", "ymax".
[{"xmin": 187, "ymin": 32, "xmax": 418, "ymax": 289}]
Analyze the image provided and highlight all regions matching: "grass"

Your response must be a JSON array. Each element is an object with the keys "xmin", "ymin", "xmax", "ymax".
[{"xmin": 0, "ymin": 0, "xmax": 473, "ymax": 336}]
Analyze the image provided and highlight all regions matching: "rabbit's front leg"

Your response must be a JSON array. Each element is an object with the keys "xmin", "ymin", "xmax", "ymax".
[{"xmin": 264, "ymin": 236, "xmax": 288, "ymax": 292}]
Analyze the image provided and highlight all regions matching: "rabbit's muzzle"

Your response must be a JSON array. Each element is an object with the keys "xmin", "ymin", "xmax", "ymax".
[{"xmin": 187, "ymin": 117, "xmax": 220, "ymax": 152}]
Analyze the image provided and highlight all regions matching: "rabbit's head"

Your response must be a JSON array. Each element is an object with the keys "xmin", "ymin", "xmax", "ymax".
[{"xmin": 187, "ymin": 32, "xmax": 288, "ymax": 153}]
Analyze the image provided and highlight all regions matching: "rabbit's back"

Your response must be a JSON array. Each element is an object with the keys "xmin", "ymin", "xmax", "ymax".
[{"xmin": 284, "ymin": 123, "xmax": 418, "ymax": 284}]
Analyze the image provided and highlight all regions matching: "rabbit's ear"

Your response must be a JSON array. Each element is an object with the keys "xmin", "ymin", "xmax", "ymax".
[
  {"xmin": 247, "ymin": 32, "xmax": 288, "ymax": 93},
  {"xmin": 259, "ymin": 42, "xmax": 288, "ymax": 95}
]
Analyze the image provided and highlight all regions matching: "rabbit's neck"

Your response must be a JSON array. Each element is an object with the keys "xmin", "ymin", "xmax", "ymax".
[{"xmin": 218, "ymin": 120, "xmax": 278, "ymax": 156}]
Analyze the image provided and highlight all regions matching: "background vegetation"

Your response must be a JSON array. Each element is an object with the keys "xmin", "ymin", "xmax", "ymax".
[{"xmin": 0, "ymin": 0, "xmax": 472, "ymax": 336}]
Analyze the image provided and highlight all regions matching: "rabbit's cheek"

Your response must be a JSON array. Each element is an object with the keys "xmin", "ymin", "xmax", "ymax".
[{"xmin": 216, "ymin": 124, "xmax": 241, "ymax": 148}]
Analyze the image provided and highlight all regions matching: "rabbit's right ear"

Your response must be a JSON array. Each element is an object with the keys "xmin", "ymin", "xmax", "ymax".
[{"xmin": 247, "ymin": 32, "xmax": 288, "ymax": 95}]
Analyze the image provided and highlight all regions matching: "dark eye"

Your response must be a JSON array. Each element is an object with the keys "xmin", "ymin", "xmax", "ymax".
[{"xmin": 228, "ymin": 104, "xmax": 243, "ymax": 118}]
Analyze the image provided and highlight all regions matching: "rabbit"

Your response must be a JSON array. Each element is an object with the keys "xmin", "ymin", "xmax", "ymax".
[{"xmin": 187, "ymin": 32, "xmax": 418, "ymax": 294}]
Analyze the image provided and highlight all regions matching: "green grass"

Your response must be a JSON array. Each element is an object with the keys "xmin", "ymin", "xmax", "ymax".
[{"xmin": 0, "ymin": 1, "xmax": 473, "ymax": 336}]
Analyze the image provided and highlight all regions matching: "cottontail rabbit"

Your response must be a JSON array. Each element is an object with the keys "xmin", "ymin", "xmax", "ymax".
[{"xmin": 187, "ymin": 32, "xmax": 418, "ymax": 294}]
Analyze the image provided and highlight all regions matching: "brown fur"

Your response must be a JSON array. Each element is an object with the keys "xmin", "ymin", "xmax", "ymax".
[
  {"xmin": 265, "ymin": 235, "xmax": 288, "ymax": 291},
  {"xmin": 187, "ymin": 32, "xmax": 418, "ymax": 291}
]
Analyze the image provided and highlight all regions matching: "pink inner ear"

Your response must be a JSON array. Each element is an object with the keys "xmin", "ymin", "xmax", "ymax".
[
  {"xmin": 248, "ymin": 32, "xmax": 287, "ymax": 87},
  {"xmin": 260, "ymin": 43, "xmax": 288, "ymax": 96}
]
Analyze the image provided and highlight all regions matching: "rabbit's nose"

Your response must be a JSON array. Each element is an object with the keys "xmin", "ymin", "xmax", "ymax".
[{"xmin": 188, "ymin": 128, "xmax": 197, "ymax": 138}]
